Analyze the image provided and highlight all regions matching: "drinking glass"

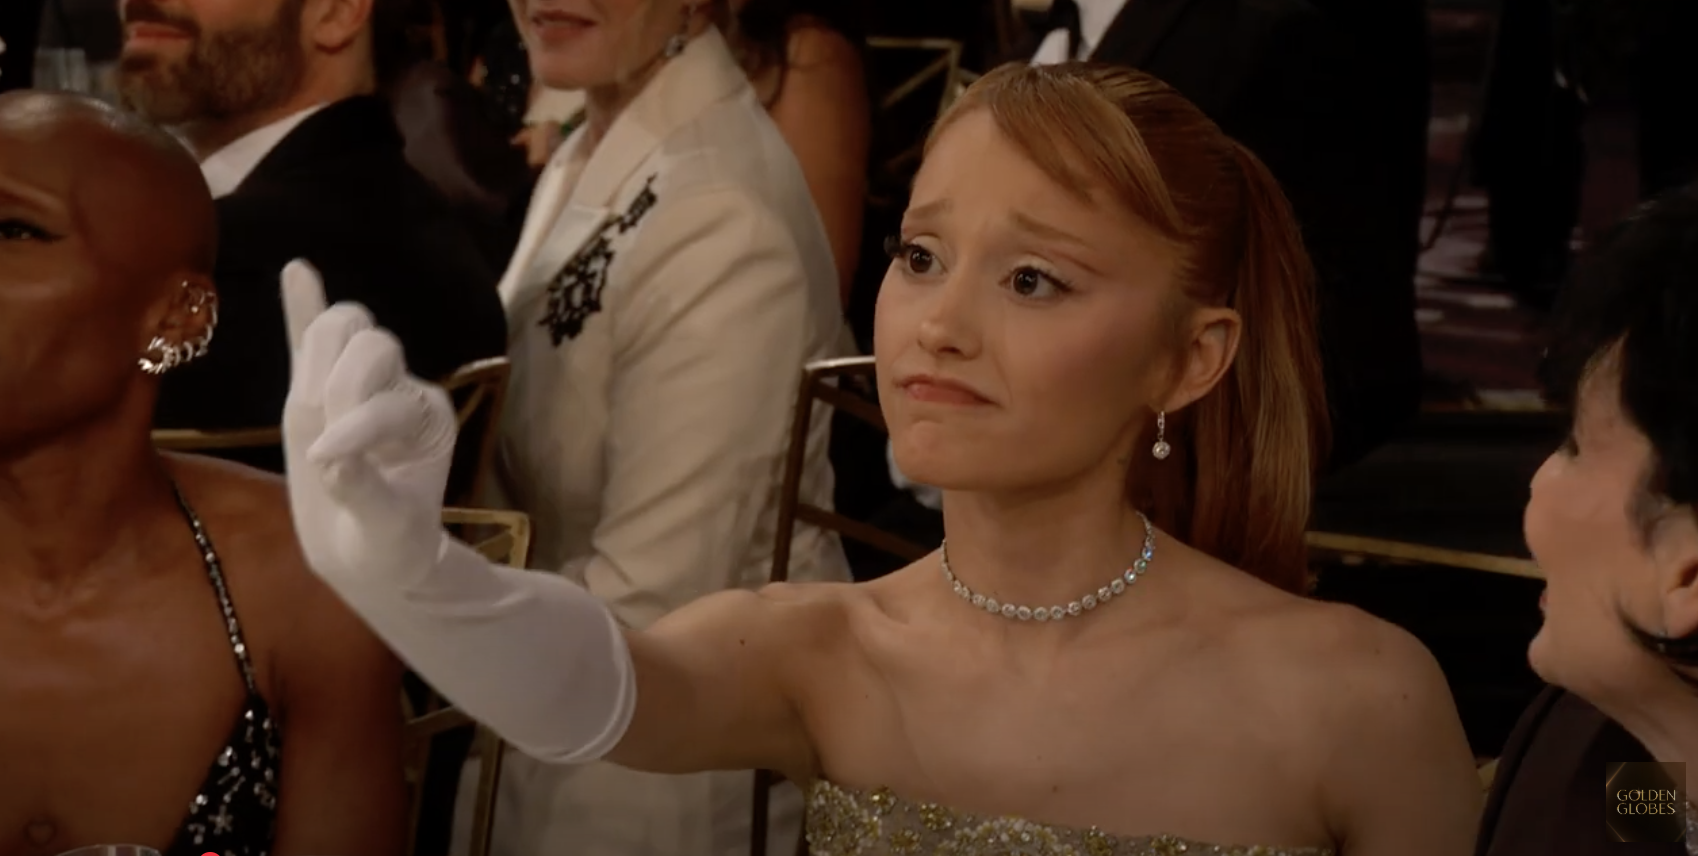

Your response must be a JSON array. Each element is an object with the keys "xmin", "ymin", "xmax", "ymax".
[
  {"xmin": 34, "ymin": 47, "xmax": 93, "ymax": 94},
  {"xmin": 54, "ymin": 845, "xmax": 163, "ymax": 856}
]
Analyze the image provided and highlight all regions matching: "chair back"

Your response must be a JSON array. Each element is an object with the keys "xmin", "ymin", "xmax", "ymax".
[
  {"xmin": 771, "ymin": 356, "xmax": 931, "ymax": 581},
  {"xmin": 151, "ymin": 425, "xmax": 282, "ymax": 457},
  {"xmin": 152, "ymin": 357, "xmax": 511, "ymax": 508},
  {"xmin": 440, "ymin": 357, "xmax": 512, "ymax": 508},
  {"xmin": 862, "ymin": 37, "xmax": 966, "ymax": 208},
  {"xmin": 403, "ymin": 507, "xmax": 529, "ymax": 856},
  {"xmin": 1305, "ymin": 531, "xmax": 1542, "ymax": 580},
  {"xmin": 753, "ymin": 357, "xmax": 930, "ymax": 856}
]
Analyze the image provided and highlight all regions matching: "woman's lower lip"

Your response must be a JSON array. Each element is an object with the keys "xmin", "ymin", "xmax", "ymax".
[
  {"xmin": 903, "ymin": 382, "xmax": 990, "ymax": 405},
  {"xmin": 532, "ymin": 17, "xmax": 591, "ymax": 40}
]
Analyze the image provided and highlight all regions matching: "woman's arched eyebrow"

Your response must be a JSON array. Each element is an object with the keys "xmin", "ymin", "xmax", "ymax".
[{"xmin": 904, "ymin": 198, "xmax": 952, "ymax": 223}]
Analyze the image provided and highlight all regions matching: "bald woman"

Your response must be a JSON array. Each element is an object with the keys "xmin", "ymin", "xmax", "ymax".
[{"xmin": 0, "ymin": 92, "xmax": 403, "ymax": 856}]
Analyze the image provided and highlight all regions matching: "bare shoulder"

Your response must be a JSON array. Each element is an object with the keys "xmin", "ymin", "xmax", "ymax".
[
  {"xmin": 1285, "ymin": 600, "xmax": 1450, "ymax": 710},
  {"xmin": 162, "ymin": 453, "xmax": 305, "ymax": 580},
  {"xmin": 784, "ymin": 20, "xmax": 863, "ymax": 70},
  {"xmin": 1231, "ymin": 580, "xmax": 1452, "ymax": 717},
  {"xmin": 1227, "ymin": 581, "xmax": 1470, "ymax": 782},
  {"xmin": 1183, "ymin": 548, "xmax": 1458, "ymax": 737},
  {"xmin": 160, "ymin": 453, "xmax": 395, "ymax": 685},
  {"xmin": 1197, "ymin": 561, "xmax": 1479, "ymax": 846}
]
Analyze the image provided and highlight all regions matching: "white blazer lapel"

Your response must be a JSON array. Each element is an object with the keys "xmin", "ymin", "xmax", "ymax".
[
  {"xmin": 504, "ymin": 203, "xmax": 611, "ymax": 324},
  {"xmin": 497, "ymin": 28, "xmax": 748, "ymax": 333},
  {"xmin": 497, "ymin": 134, "xmax": 612, "ymax": 327}
]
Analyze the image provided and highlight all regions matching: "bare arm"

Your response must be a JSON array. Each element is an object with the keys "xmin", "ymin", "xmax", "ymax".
[
  {"xmin": 766, "ymin": 23, "xmax": 870, "ymax": 305},
  {"xmin": 1322, "ymin": 617, "xmax": 1482, "ymax": 856},
  {"xmin": 606, "ymin": 583, "xmax": 834, "ymax": 783},
  {"xmin": 271, "ymin": 555, "xmax": 408, "ymax": 856}
]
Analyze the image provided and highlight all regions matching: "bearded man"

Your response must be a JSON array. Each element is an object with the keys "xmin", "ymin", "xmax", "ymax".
[{"xmin": 116, "ymin": 0, "xmax": 505, "ymax": 458}]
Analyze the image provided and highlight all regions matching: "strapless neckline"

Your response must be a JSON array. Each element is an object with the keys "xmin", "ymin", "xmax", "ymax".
[{"xmin": 804, "ymin": 779, "xmax": 1335, "ymax": 856}]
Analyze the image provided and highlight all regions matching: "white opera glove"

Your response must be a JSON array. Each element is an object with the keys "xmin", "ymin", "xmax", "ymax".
[{"xmin": 279, "ymin": 259, "xmax": 636, "ymax": 763}]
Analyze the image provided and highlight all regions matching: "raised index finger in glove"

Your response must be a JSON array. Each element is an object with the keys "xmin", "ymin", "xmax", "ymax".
[{"xmin": 281, "ymin": 259, "xmax": 328, "ymax": 356}]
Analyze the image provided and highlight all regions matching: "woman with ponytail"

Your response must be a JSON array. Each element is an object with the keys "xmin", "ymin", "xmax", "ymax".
[{"xmin": 278, "ymin": 62, "xmax": 1481, "ymax": 855}]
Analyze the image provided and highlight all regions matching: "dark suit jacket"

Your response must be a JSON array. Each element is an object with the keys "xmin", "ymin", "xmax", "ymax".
[
  {"xmin": 1476, "ymin": 686, "xmax": 1684, "ymax": 856},
  {"xmin": 1082, "ymin": 0, "xmax": 1426, "ymax": 471},
  {"xmin": 154, "ymin": 96, "xmax": 507, "ymax": 444}
]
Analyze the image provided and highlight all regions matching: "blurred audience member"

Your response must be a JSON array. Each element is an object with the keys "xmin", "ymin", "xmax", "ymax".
[
  {"xmin": 729, "ymin": 0, "xmax": 868, "ymax": 300},
  {"xmin": 115, "ymin": 0, "xmax": 506, "ymax": 445},
  {"xmin": 385, "ymin": 7, "xmax": 534, "ymax": 269},
  {"xmin": 1477, "ymin": 183, "xmax": 1698, "ymax": 856},
  {"xmin": 0, "ymin": 0, "xmax": 41, "ymax": 92},
  {"xmin": 388, "ymin": 58, "xmax": 534, "ymax": 268},
  {"xmin": 1635, "ymin": 0, "xmax": 1698, "ymax": 201},
  {"xmin": 1026, "ymin": 0, "xmax": 1425, "ymax": 471},
  {"xmin": 1471, "ymin": 0, "xmax": 1584, "ymax": 312},
  {"xmin": 0, "ymin": 90, "xmax": 403, "ymax": 856},
  {"xmin": 507, "ymin": 0, "xmax": 869, "ymax": 301},
  {"xmin": 471, "ymin": 12, "xmax": 534, "ymax": 137},
  {"xmin": 32, "ymin": 0, "xmax": 125, "ymax": 101},
  {"xmin": 476, "ymin": 0, "xmax": 851, "ymax": 851}
]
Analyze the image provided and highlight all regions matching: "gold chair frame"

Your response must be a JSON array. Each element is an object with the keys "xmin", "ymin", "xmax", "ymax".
[
  {"xmin": 1305, "ymin": 532, "xmax": 1542, "ymax": 580},
  {"xmin": 402, "ymin": 507, "xmax": 531, "ymax": 856},
  {"xmin": 439, "ymin": 357, "xmax": 512, "ymax": 508},
  {"xmin": 862, "ymin": 37, "xmax": 968, "ymax": 189},
  {"xmin": 150, "ymin": 356, "xmax": 511, "ymax": 508},
  {"xmin": 151, "ymin": 425, "xmax": 281, "ymax": 452}
]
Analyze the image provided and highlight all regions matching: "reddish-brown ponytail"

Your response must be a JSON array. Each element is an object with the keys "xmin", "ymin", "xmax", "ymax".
[{"xmin": 930, "ymin": 64, "xmax": 1329, "ymax": 591}]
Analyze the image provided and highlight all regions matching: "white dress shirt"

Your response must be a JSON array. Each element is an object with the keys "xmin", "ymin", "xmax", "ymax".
[
  {"xmin": 198, "ymin": 103, "xmax": 328, "ymax": 198},
  {"xmin": 1030, "ymin": 0, "xmax": 1130, "ymax": 64}
]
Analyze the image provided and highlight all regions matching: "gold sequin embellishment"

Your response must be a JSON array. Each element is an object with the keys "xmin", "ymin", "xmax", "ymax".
[{"xmin": 804, "ymin": 780, "xmax": 1334, "ymax": 856}]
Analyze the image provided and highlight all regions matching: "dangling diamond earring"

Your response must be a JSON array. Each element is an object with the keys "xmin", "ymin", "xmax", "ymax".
[
  {"xmin": 663, "ymin": 3, "xmax": 699, "ymax": 58},
  {"xmin": 1151, "ymin": 410, "xmax": 1171, "ymax": 460}
]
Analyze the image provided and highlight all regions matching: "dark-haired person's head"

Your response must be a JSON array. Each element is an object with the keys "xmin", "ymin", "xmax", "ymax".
[
  {"xmin": 0, "ymin": 90, "xmax": 217, "ymax": 456},
  {"xmin": 115, "ymin": 0, "xmax": 412, "ymax": 154},
  {"xmin": 1526, "ymin": 181, "xmax": 1698, "ymax": 720}
]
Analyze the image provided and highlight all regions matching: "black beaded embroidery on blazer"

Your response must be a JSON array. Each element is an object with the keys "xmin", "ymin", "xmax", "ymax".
[
  {"xmin": 540, "ymin": 174, "xmax": 660, "ymax": 345},
  {"xmin": 162, "ymin": 485, "xmax": 281, "ymax": 856}
]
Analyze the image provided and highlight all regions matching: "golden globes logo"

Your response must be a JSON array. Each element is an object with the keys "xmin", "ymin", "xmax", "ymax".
[{"xmin": 1606, "ymin": 762, "xmax": 1686, "ymax": 843}]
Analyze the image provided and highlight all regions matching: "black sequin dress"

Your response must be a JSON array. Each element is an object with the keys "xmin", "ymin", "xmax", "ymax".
[{"xmin": 160, "ymin": 485, "xmax": 282, "ymax": 856}]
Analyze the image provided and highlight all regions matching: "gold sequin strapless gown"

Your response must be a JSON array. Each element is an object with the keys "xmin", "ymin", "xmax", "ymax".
[{"xmin": 805, "ymin": 780, "xmax": 1335, "ymax": 856}]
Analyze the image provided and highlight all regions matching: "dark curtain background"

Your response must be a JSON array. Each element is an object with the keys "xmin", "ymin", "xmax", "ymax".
[{"xmin": 0, "ymin": 0, "xmax": 45, "ymax": 92}]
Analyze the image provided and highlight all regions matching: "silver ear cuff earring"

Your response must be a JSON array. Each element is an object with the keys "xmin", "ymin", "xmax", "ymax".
[{"xmin": 139, "ymin": 284, "xmax": 218, "ymax": 376}]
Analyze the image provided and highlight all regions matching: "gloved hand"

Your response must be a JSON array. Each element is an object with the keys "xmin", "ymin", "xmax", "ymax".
[
  {"xmin": 280, "ymin": 259, "xmax": 637, "ymax": 763},
  {"xmin": 281, "ymin": 258, "xmax": 457, "ymax": 594}
]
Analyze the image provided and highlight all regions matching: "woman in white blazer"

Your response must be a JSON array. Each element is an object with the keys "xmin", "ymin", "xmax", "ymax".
[{"xmin": 475, "ymin": 1, "xmax": 851, "ymax": 855}]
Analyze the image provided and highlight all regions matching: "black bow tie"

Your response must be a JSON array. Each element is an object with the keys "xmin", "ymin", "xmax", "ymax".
[{"xmin": 1044, "ymin": 0, "xmax": 1084, "ymax": 59}]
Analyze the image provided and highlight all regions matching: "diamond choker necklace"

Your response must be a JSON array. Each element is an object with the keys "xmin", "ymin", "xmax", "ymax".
[{"xmin": 940, "ymin": 512, "xmax": 1156, "ymax": 622}]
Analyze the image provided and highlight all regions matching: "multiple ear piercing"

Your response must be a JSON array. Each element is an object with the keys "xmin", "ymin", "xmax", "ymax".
[{"xmin": 138, "ymin": 283, "xmax": 218, "ymax": 376}]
